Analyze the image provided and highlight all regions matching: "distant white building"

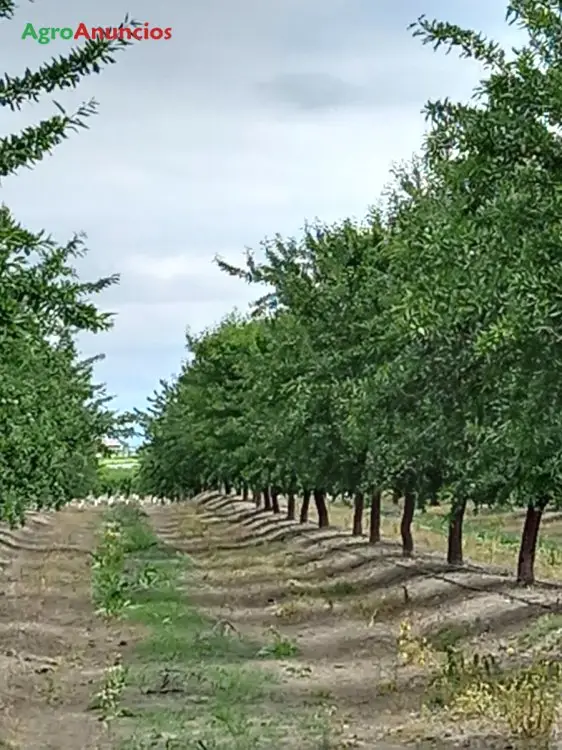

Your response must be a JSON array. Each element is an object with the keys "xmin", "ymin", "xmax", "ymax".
[{"xmin": 100, "ymin": 437, "xmax": 128, "ymax": 455}]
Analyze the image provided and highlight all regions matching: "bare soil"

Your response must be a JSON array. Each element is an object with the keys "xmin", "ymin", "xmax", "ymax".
[
  {"xmin": 145, "ymin": 493, "xmax": 562, "ymax": 749},
  {"xmin": 2, "ymin": 494, "xmax": 561, "ymax": 749},
  {"xmin": 0, "ymin": 507, "xmax": 139, "ymax": 750}
]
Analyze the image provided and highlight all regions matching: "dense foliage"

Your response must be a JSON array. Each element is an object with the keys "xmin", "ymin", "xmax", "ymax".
[
  {"xmin": 138, "ymin": 0, "xmax": 562, "ymax": 584},
  {"xmin": 0, "ymin": 0, "xmax": 134, "ymax": 524},
  {"xmin": 97, "ymin": 460, "xmax": 139, "ymax": 497}
]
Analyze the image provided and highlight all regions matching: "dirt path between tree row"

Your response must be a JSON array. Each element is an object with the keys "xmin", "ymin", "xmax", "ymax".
[
  {"xmin": 0, "ymin": 507, "xmax": 136, "ymax": 750},
  {"xmin": 1, "ymin": 497, "xmax": 560, "ymax": 749},
  {"xmin": 146, "ymin": 492, "xmax": 562, "ymax": 748}
]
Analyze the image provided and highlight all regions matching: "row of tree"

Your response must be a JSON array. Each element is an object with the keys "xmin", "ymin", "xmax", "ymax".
[
  {"xmin": 0, "ymin": 0, "xmax": 134, "ymax": 525},
  {"xmin": 138, "ymin": 0, "xmax": 562, "ymax": 585}
]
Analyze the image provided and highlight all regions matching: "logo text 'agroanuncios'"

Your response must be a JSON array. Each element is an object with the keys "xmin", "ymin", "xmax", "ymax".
[{"xmin": 21, "ymin": 22, "xmax": 173, "ymax": 44}]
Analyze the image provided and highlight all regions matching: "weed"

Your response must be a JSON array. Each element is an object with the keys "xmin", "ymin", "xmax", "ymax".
[
  {"xmin": 423, "ymin": 642, "xmax": 562, "ymax": 745},
  {"xmin": 426, "ymin": 646, "xmax": 499, "ymax": 708},
  {"xmin": 310, "ymin": 688, "xmax": 334, "ymax": 703},
  {"xmin": 396, "ymin": 618, "xmax": 435, "ymax": 668},
  {"xmin": 284, "ymin": 664, "xmax": 312, "ymax": 679},
  {"xmin": 207, "ymin": 704, "xmax": 263, "ymax": 748},
  {"xmin": 376, "ymin": 678, "xmax": 398, "ymax": 695},
  {"xmin": 40, "ymin": 667, "xmax": 62, "ymax": 706},
  {"xmin": 92, "ymin": 658, "xmax": 129, "ymax": 725},
  {"xmin": 491, "ymin": 660, "xmax": 562, "ymax": 744},
  {"xmin": 273, "ymin": 597, "xmax": 322, "ymax": 623},
  {"xmin": 257, "ymin": 627, "xmax": 299, "ymax": 658},
  {"xmin": 426, "ymin": 623, "xmax": 469, "ymax": 651},
  {"xmin": 91, "ymin": 503, "xmax": 166, "ymax": 619},
  {"xmin": 300, "ymin": 705, "xmax": 339, "ymax": 749},
  {"xmin": 273, "ymin": 599, "xmax": 305, "ymax": 621},
  {"xmin": 104, "ymin": 504, "xmax": 330, "ymax": 749},
  {"xmin": 106, "ymin": 502, "xmax": 157, "ymax": 553},
  {"xmin": 318, "ymin": 580, "xmax": 357, "ymax": 598},
  {"xmin": 517, "ymin": 613, "xmax": 562, "ymax": 651},
  {"xmin": 91, "ymin": 520, "xmax": 130, "ymax": 617},
  {"xmin": 349, "ymin": 592, "xmax": 403, "ymax": 624}
]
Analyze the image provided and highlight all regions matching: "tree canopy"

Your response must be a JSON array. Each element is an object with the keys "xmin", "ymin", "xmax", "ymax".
[
  {"xmin": 0, "ymin": 0, "xmax": 135, "ymax": 523},
  {"xmin": 139, "ymin": 0, "xmax": 562, "ymax": 585}
]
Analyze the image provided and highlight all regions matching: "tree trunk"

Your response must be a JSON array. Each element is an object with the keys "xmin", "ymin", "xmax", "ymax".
[
  {"xmin": 263, "ymin": 487, "xmax": 272, "ymax": 511},
  {"xmin": 392, "ymin": 487, "xmax": 400, "ymax": 505},
  {"xmin": 352, "ymin": 491, "xmax": 364, "ymax": 536},
  {"xmin": 224, "ymin": 481, "xmax": 231, "ymax": 495},
  {"xmin": 253, "ymin": 489, "xmax": 261, "ymax": 509},
  {"xmin": 287, "ymin": 491, "xmax": 296, "ymax": 520},
  {"xmin": 427, "ymin": 466, "xmax": 442, "ymax": 506},
  {"xmin": 447, "ymin": 497, "xmax": 467, "ymax": 566},
  {"xmin": 314, "ymin": 488, "xmax": 329, "ymax": 528},
  {"xmin": 271, "ymin": 486, "xmax": 280, "ymax": 514},
  {"xmin": 369, "ymin": 489, "xmax": 381, "ymax": 543},
  {"xmin": 400, "ymin": 490, "xmax": 415, "ymax": 557},
  {"xmin": 300, "ymin": 489, "xmax": 311, "ymax": 523},
  {"xmin": 517, "ymin": 497, "xmax": 549, "ymax": 585},
  {"xmin": 242, "ymin": 483, "xmax": 249, "ymax": 502}
]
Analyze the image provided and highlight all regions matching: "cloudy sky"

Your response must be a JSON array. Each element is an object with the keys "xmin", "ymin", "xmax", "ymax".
[{"xmin": 2, "ymin": 0, "xmax": 519, "ymax": 430}]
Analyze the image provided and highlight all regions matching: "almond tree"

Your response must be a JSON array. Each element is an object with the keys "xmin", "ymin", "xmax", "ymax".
[
  {"xmin": 215, "ymin": 220, "xmax": 381, "ymax": 528},
  {"xmin": 137, "ymin": 0, "xmax": 562, "ymax": 586},
  {"xmin": 386, "ymin": 0, "xmax": 562, "ymax": 581},
  {"xmin": 0, "ymin": 0, "xmax": 135, "ymax": 522},
  {"xmin": 138, "ymin": 315, "xmax": 266, "ymax": 500}
]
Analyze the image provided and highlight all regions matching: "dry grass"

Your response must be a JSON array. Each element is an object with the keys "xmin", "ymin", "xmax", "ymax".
[{"xmin": 327, "ymin": 499, "xmax": 562, "ymax": 581}]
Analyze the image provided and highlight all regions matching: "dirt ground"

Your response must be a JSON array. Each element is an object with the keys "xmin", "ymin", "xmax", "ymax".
[
  {"xmin": 2, "ymin": 494, "xmax": 562, "ymax": 749},
  {"xmin": 0, "ymin": 506, "xmax": 137, "ymax": 750},
  {"xmin": 148, "ymin": 493, "xmax": 562, "ymax": 749}
]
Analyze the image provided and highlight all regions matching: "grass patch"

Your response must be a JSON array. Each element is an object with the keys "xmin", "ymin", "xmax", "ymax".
[
  {"xmin": 329, "ymin": 497, "xmax": 562, "ymax": 581},
  {"xmin": 426, "ymin": 623, "xmax": 470, "ymax": 652},
  {"xmin": 411, "ymin": 511, "xmax": 562, "ymax": 580},
  {"xmin": 516, "ymin": 613, "xmax": 562, "ymax": 651},
  {"xmin": 395, "ymin": 616, "xmax": 562, "ymax": 747},
  {"xmin": 94, "ymin": 501, "xmax": 336, "ymax": 749}
]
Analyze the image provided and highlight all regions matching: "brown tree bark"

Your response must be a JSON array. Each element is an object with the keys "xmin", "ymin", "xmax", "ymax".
[
  {"xmin": 400, "ymin": 490, "xmax": 415, "ymax": 557},
  {"xmin": 392, "ymin": 487, "xmax": 401, "ymax": 505},
  {"xmin": 224, "ymin": 481, "xmax": 231, "ymax": 495},
  {"xmin": 447, "ymin": 497, "xmax": 467, "ymax": 566},
  {"xmin": 517, "ymin": 497, "xmax": 549, "ymax": 584},
  {"xmin": 287, "ymin": 491, "xmax": 296, "ymax": 520},
  {"xmin": 253, "ymin": 489, "xmax": 261, "ymax": 508},
  {"xmin": 263, "ymin": 487, "xmax": 272, "ymax": 511},
  {"xmin": 314, "ymin": 488, "xmax": 330, "ymax": 528},
  {"xmin": 427, "ymin": 466, "xmax": 442, "ymax": 506},
  {"xmin": 369, "ymin": 489, "xmax": 381, "ymax": 543},
  {"xmin": 242, "ymin": 483, "xmax": 249, "ymax": 502},
  {"xmin": 271, "ymin": 486, "xmax": 280, "ymax": 514},
  {"xmin": 300, "ymin": 489, "xmax": 311, "ymax": 523},
  {"xmin": 352, "ymin": 491, "xmax": 364, "ymax": 536}
]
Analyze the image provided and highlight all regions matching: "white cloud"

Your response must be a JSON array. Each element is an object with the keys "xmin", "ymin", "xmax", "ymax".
[
  {"xmin": 0, "ymin": 0, "xmax": 522, "ymax": 419},
  {"xmin": 122, "ymin": 254, "xmax": 196, "ymax": 281}
]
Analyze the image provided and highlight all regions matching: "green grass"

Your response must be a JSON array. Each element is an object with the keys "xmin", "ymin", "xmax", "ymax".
[
  {"xmin": 97, "ymin": 503, "xmax": 334, "ymax": 750},
  {"xmin": 413, "ymin": 509, "xmax": 562, "ymax": 557},
  {"xmin": 516, "ymin": 613, "xmax": 562, "ymax": 650},
  {"xmin": 98, "ymin": 462, "xmax": 140, "ymax": 497},
  {"xmin": 100, "ymin": 455, "xmax": 139, "ymax": 465}
]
